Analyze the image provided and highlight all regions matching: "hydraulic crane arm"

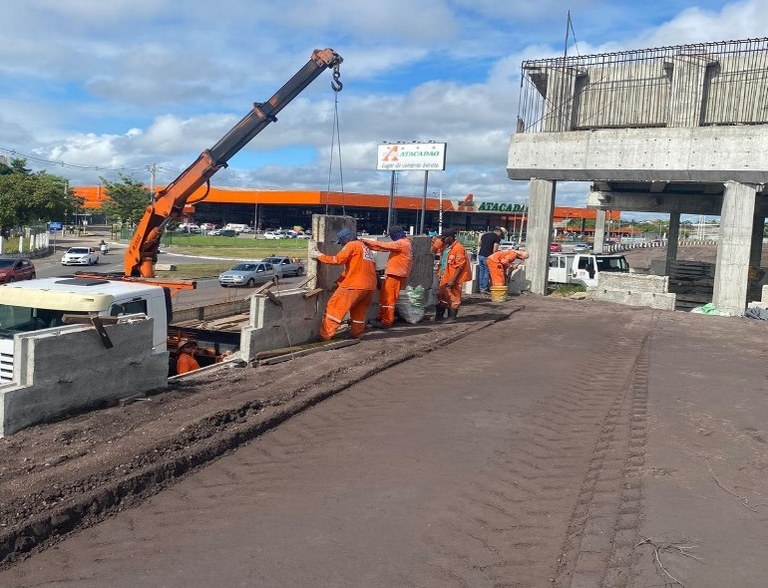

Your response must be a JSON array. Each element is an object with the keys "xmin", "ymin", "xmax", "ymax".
[{"xmin": 125, "ymin": 48, "xmax": 343, "ymax": 278}]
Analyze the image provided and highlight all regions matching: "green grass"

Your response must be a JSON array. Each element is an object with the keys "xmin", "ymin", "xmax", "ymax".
[
  {"xmin": 163, "ymin": 235, "xmax": 307, "ymax": 249},
  {"xmin": 163, "ymin": 237, "xmax": 309, "ymax": 260},
  {"xmin": 166, "ymin": 246, "xmax": 308, "ymax": 260},
  {"xmin": 550, "ymin": 283, "xmax": 586, "ymax": 297},
  {"xmin": 155, "ymin": 262, "xmax": 235, "ymax": 279}
]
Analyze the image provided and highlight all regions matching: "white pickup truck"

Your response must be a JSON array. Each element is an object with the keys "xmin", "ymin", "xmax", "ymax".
[
  {"xmin": 548, "ymin": 253, "xmax": 630, "ymax": 288},
  {"xmin": 0, "ymin": 277, "xmax": 171, "ymax": 383},
  {"xmin": 0, "ymin": 276, "xmax": 245, "ymax": 383}
]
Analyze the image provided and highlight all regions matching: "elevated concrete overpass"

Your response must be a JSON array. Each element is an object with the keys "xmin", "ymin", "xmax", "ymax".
[{"xmin": 508, "ymin": 37, "xmax": 768, "ymax": 315}]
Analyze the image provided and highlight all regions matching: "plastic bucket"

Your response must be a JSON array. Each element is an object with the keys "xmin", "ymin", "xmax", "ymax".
[{"xmin": 490, "ymin": 285, "xmax": 508, "ymax": 302}]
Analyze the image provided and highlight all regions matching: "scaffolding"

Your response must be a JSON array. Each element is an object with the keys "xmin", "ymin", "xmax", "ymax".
[{"xmin": 517, "ymin": 37, "xmax": 768, "ymax": 133}]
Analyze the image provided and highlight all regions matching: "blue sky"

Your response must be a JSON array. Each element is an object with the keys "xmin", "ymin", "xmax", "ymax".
[{"xmin": 1, "ymin": 0, "xmax": 766, "ymax": 210}]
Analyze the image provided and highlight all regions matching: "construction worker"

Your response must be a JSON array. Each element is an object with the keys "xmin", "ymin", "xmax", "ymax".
[
  {"xmin": 176, "ymin": 339, "xmax": 200, "ymax": 375},
  {"xmin": 487, "ymin": 248, "xmax": 529, "ymax": 287},
  {"xmin": 361, "ymin": 225, "xmax": 413, "ymax": 329},
  {"xmin": 477, "ymin": 227, "xmax": 505, "ymax": 294},
  {"xmin": 310, "ymin": 227, "xmax": 377, "ymax": 340},
  {"xmin": 435, "ymin": 229, "xmax": 472, "ymax": 322}
]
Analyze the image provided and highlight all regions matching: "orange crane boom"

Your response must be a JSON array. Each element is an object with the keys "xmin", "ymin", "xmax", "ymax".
[{"xmin": 125, "ymin": 48, "xmax": 343, "ymax": 278}]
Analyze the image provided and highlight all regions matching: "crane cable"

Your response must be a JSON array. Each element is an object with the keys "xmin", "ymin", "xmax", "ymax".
[{"xmin": 325, "ymin": 73, "xmax": 344, "ymax": 215}]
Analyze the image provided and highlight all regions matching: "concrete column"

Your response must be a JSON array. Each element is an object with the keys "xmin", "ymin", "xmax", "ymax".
[
  {"xmin": 18, "ymin": 236, "xmax": 23, "ymax": 254},
  {"xmin": 526, "ymin": 179, "xmax": 556, "ymax": 295},
  {"xmin": 713, "ymin": 181, "xmax": 757, "ymax": 315},
  {"xmin": 749, "ymin": 208, "xmax": 764, "ymax": 269},
  {"xmin": 593, "ymin": 209, "xmax": 606, "ymax": 253},
  {"xmin": 668, "ymin": 56, "xmax": 715, "ymax": 128},
  {"xmin": 666, "ymin": 212, "xmax": 680, "ymax": 272}
]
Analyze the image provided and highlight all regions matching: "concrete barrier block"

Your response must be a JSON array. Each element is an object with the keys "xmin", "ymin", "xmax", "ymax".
[
  {"xmin": 0, "ymin": 319, "xmax": 167, "ymax": 437},
  {"xmin": 586, "ymin": 289, "xmax": 676, "ymax": 310},
  {"xmin": 241, "ymin": 290, "xmax": 326, "ymax": 359},
  {"xmin": 598, "ymin": 273, "xmax": 669, "ymax": 294}
]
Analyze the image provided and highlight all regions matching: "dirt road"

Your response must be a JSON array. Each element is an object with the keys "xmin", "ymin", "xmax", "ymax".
[{"xmin": 2, "ymin": 293, "xmax": 768, "ymax": 587}]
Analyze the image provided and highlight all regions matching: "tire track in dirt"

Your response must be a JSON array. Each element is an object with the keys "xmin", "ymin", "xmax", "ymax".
[
  {"xmin": 0, "ymin": 311, "xmax": 518, "ymax": 570},
  {"xmin": 411, "ymin": 312, "xmax": 658, "ymax": 587},
  {"xmin": 554, "ymin": 316, "xmax": 654, "ymax": 588}
]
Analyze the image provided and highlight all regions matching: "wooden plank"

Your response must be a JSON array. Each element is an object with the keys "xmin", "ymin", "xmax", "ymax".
[
  {"xmin": 264, "ymin": 290, "xmax": 283, "ymax": 306},
  {"xmin": 253, "ymin": 281, "xmax": 275, "ymax": 295},
  {"xmin": 257, "ymin": 339, "xmax": 359, "ymax": 365},
  {"xmin": 303, "ymin": 288, "xmax": 324, "ymax": 299}
]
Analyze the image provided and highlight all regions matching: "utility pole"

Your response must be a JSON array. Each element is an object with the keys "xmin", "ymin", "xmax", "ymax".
[
  {"xmin": 148, "ymin": 162, "xmax": 157, "ymax": 200},
  {"xmin": 387, "ymin": 171, "xmax": 396, "ymax": 233},
  {"xmin": 420, "ymin": 171, "xmax": 429, "ymax": 235}
]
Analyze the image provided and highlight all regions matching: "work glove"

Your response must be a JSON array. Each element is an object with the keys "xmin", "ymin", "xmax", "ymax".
[{"xmin": 309, "ymin": 249, "xmax": 322, "ymax": 259}]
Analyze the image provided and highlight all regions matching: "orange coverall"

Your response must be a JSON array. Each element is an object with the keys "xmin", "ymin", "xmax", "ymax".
[
  {"xmin": 363, "ymin": 237, "xmax": 413, "ymax": 326},
  {"xmin": 176, "ymin": 351, "xmax": 200, "ymax": 375},
  {"xmin": 317, "ymin": 240, "xmax": 377, "ymax": 340},
  {"xmin": 437, "ymin": 240, "xmax": 472, "ymax": 310},
  {"xmin": 486, "ymin": 249, "xmax": 525, "ymax": 287}
]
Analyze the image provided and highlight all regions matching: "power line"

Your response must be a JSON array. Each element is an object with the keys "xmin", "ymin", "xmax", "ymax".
[{"xmin": 0, "ymin": 145, "xmax": 146, "ymax": 174}]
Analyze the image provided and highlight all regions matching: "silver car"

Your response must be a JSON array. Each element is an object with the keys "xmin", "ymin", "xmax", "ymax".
[
  {"xmin": 261, "ymin": 256, "xmax": 305, "ymax": 277},
  {"xmin": 218, "ymin": 262, "xmax": 277, "ymax": 287},
  {"xmin": 61, "ymin": 247, "xmax": 99, "ymax": 266}
]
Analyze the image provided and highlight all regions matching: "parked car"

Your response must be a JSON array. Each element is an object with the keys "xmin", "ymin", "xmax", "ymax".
[
  {"xmin": 0, "ymin": 258, "xmax": 36, "ymax": 283},
  {"xmin": 209, "ymin": 228, "xmax": 237, "ymax": 237},
  {"xmin": 61, "ymin": 247, "xmax": 99, "ymax": 266},
  {"xmin": 263, "ymin": 231, "xmax": 282, "ymax": 240},
  {"xmin": 549, "ymin": 243, "xmax": 563, "ymax": 252},
  {"xmin": 498, "ymin": 240, "xmax": 519, "ymax": 251},
  {"xmin": 218, "ymin": 262, "xmax": 278, "ymax": 287},
  {"xmin": 572, "ymin": 243, "xmax": 592, "ymax": 252},
  {"xmin": 261, "ymin": 256, "xmax": 305, "ymax": 277}
]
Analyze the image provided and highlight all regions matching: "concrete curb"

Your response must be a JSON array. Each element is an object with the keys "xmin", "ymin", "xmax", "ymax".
[{"xmin": 0, "ymin": 307, "xmax": 521, "ymax": 568}]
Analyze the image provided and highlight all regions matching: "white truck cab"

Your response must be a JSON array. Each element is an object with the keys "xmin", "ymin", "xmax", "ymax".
[
  {"xmin": 548, "ymin": 253, "xmax": 630, "ymax": 288},
  {"xmin": 0, "ymin": 277, "xmax": 169, "ymax": 383}
]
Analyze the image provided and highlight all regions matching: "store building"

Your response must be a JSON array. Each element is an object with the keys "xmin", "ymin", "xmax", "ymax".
[{"xmin": 74, "ymin": 186, "xmax": 617, "ymax": 236}]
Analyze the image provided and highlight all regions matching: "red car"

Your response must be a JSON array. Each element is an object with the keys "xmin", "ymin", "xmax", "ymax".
[
  {"xmin": 0, "ymin": 258, "xmax": 36, "ymax": 283},
  {"xmin": 549, "ymin": 243, "xmax": 563, "ymax": 252}
]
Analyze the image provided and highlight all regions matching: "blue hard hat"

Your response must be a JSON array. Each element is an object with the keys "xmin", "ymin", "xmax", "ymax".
[{"xmin": 336, "ymin": 227, "xmax": 356, "ymax": 244}]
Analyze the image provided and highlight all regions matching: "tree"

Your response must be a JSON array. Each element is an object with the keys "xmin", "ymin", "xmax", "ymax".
[
  {"xmin": 100, "ymin": 175, "xmax": 151, "ymax": 225},
  {"xmin": 0, "ymin": 157, "xmax": 79, "ymax": 230},
  {"xmin": 0, "ymin": 157, "xmax": 31, "ymax": 176}
]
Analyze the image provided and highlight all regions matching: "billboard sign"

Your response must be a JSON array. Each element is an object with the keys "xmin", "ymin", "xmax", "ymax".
[{"xmin": 377, "ymin": 142, "xmax": 447, "ymax": 171}]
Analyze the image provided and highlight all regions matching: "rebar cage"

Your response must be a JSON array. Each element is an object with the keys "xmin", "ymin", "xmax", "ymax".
[{"xmin": 517, "ymin": 37, "xmax": 768, "ymax": 133}]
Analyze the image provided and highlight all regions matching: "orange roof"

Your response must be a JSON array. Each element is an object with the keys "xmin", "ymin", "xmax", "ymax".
[{"xmin": 74, "ymin": 186, "xmax": 615, "ymax": 220}]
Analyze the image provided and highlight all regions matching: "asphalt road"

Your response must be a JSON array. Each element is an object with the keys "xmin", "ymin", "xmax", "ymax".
[{"xmin": 36, "ymin": 234, "xmax": 303, "ymax": 309}]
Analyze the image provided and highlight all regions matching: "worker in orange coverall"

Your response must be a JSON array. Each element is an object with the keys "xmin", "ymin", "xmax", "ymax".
[
  {"xmin": 176, "ymin": 339, "xmax": 200, "ymax": 375},
  {"xmin": 310, "ymin": 227, "xmax": 377, "ymax": 340},
  {"xmin": 486, "ymin": 249, "xmax": 529, "ymax": 287},
  {"xmin": 361, "ymin": 225, "xmax": 413, "ymax": 329},
  {"xmin": 435, "ymin": 229, "xmax": 472, "ymax": 323}
]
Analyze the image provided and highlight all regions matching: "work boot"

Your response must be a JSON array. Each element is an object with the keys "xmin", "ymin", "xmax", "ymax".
[
  {"xmin": 444, "ymin": 308, "xmax": 459, "ymax": 323},
  {"xmin": 434, "ymin": 305, "xmax": 447, "ymax": 321}
]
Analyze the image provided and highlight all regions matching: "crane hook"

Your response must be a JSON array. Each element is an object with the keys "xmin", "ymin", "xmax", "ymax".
[{"xmin": 331, "ymin": 67, "xmax": 343, "ymax": 92}]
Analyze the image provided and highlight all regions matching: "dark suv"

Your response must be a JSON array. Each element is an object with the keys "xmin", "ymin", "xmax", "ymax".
[{"xmin": 0, "ymin": 258, "xmax": 36, "ymax": 283}]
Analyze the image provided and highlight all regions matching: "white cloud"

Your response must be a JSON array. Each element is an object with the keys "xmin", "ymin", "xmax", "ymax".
[{"xmin": 0, "ymin": 0, "xmax": 765, "ymax": 209}]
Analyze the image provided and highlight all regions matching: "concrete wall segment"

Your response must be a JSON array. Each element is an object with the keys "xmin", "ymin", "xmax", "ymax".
[{"xmin": 0, "ymin": 319, "xmax": 167, "ymax": 437}]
